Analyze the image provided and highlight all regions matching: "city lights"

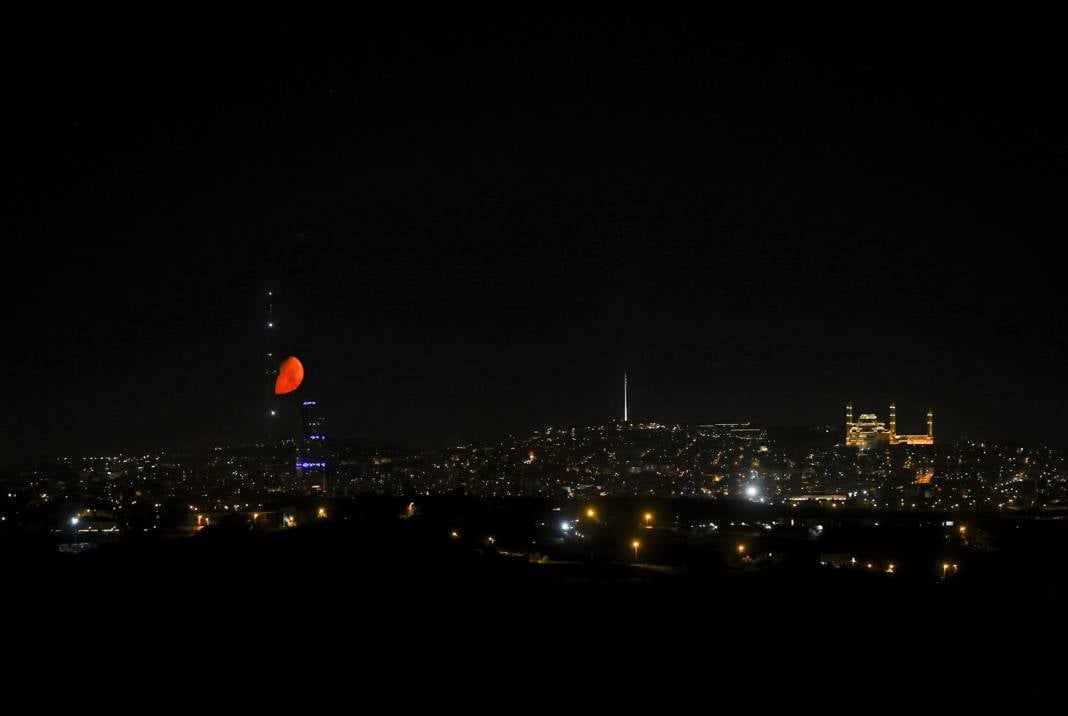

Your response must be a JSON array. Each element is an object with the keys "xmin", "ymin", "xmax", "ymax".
[{"xmin": 7, "ymin": 25, "xmax": 1064, "ymax": 661}]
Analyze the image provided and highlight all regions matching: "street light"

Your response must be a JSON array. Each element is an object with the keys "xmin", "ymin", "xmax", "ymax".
[
  {"xmin": 942, "ymin": 563, "xmax": 950, "ymax": 579},
  {"xmin": 586, "ymin": 507, "xmax": 596, "ymax": 519},
  {"xmin": 70, "ymin": 515, "xmax": 80, "ymax": 543},
  {"xmin": 643, "ymin": 512, "xmax": 653, "ymax": 527},
  {"xmin": 632, "ymin": 539, "xmax": 640, "ymax": 562}
]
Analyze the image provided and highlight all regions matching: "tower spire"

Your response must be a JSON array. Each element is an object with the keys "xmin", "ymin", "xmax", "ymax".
[
  {"xmin": 624, "ymin": 373, "xmax": 628, "ymax": 422},
  {"xmin": 265, "ymin": 288, "xmax": 277, "ymax": 441},
  {"xmin": 889, "ymin": 402, "xmax": 897, "ymax": 440},
  {"xmin": 927, "ymin": 408, "xmax": 934, "ymax": 438}
]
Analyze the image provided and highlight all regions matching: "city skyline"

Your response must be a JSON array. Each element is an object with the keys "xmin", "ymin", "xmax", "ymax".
[
  {"xmin": 5, "ymin": 16, "xmax": 1067, "ymax": 683},
  {"xmin": 8, "ymin": 21, "xmax": 1066, "ymax": 463}
]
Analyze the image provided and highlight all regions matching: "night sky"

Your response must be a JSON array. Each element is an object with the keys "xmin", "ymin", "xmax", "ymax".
[{"xmin": 8, "ymin": 17, "xmax": 1066, "ymax": 463}]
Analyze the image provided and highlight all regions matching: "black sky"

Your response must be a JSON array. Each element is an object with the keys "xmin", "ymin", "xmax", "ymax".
[{"xmin": 8, "ymin": 16, "xmax": 1067, "ymax": 462}]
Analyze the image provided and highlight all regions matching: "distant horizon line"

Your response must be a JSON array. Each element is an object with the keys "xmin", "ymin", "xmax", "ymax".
[{"xmin": 9, "ymin": 419, "xmax": 1060, "ymax": 470}]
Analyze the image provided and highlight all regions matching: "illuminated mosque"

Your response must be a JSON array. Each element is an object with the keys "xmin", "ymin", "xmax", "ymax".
[{"xmin": 845, "ymin": 402, "xmax": 933, "ymax": 447}]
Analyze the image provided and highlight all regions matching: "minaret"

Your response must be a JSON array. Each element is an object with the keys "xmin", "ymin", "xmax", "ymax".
[
  {"xmin": 927, "ymin": 408, "xmax": 934, "ymax": 439},
  {"xmin": 623, "ymin": 373, "xmax": 629, "ymax": 422},
  {"xmin": 889, "ymin": 402, "xmax": 897, "ymax": 441},
  {"xmin": 845, "ymin": 402, "xmax": 853, "ymax": 442}
]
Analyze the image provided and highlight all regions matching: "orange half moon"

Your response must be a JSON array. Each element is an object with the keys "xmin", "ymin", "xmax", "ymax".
[{"xmin": 274, "ymin": 356, "xmax": 304, "ymax": 395}]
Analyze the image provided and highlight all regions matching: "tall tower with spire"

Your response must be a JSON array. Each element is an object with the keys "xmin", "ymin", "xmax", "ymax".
[
  {"xmin": 623, "ymin": 373, "xmax": 629, "ymax": 422},
  {"xmin": 889, "ymin": 402, "xmax": 897, "ymax": 440},
  {"xmin": 927, "ymin": 408, "xmax": 934, "ymax": 438},
  {"xmin": 265, "ymin": 288, "xmax": 277, "ymax": 441},
  {"xmin": 845, "ymin": 401, "xmax": 854, "ymax": 441}
]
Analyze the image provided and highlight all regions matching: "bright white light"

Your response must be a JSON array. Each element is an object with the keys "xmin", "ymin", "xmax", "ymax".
[
  {"xmin": 745, "ymin": 485, "xmax": 759, "ymax": 498},
  {"xmin": 560, "ymin": 521, "xmax": 571, "ymax": 532},
  {"xmin": 70, "ymin": 516, "xmax": 80, "ymax": 526}
]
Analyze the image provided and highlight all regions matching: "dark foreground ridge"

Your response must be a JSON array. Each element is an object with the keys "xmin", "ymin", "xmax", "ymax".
[
  {"xmin": 12, "ymin": 494, "xmax": 1068, "ymax": 598},
  {"xmin": 9, "ymin": 495, "xmax": 1064, "ymax": 700}
]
